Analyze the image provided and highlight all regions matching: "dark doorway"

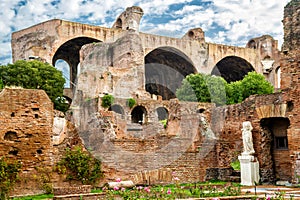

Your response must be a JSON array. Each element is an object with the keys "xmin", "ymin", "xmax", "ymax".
[
  {"xmin": 131, "ymin": 106, "xmax": 147, "ymax": 124},
  {"xmin": 260, "ymin": 117, "xmax": 291, "ymax": 183}
]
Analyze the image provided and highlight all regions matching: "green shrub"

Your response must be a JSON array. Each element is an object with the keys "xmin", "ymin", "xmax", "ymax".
[
  {"xmin": 127, "ymin": 98, "xmax": 136, "ymax": 108},
  {"xmin": 176, "ymin": 72, "xmax": 274, "ymax": 105},
  {"xmin": 160, "ymin": 119, "xmax": 168, "ymax": 128},
  {"xmin": 0, "ymin": 157, "xmax": 22, "ymax": 199},
  {"xmin": 101, "ymin": 94, "xmax": 114, "ymax": 108},
  {"xmin": 56, "ymin": 146, "xmax": 103, "ymax": 185},
  {"xmin": 54, "ymin": 97, "xmax": 69, "ymax": 113},
  {"xmin": 230, "ymin": 160, "xmax": 240, "ymax": 170},
  {"xmin": 176, "ymin": 73, "xmax": 227, "ymax": 105}
]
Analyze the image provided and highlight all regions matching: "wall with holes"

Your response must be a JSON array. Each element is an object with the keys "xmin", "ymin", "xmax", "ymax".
[{"xmin": 0, "ymin": 88, "xmax": 53, "ymax": 195}]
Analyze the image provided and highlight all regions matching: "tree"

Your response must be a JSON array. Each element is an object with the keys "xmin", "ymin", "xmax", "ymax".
[
  {"xmin": 226, "ymin": 72, "xmax": 274, "ymax": 104},
  {"xmin": 225, "ymin": 80, "xmax": 243, "ymax": 104},
  {"xmin": 0, "ymin": 60, "xmax": 66, "ymax": 111},
  {"xmin": 176, "ymin": 72, "xmax": 274, "ymax": 105},
  {"xmin": 240, "ymin": 71, "xmax": 274, "ymax": 100},
  {"xmin": 176, "ymin": 73, "xmax": 227, "ymax": 105}
]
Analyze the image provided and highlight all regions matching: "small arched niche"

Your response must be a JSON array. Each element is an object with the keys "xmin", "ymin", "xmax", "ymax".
[
  {"xmin": 156, "ymin": 107, "xmax": 169, "ymax": 121},
  {"xmin": 247, "ymin": 39, "xmax": 256, "ymax": 49},
  {"xmin": 116, "ymin": 18, "xmax": 122, "ymax": 29},
  {"xmin": 109, "ymin": 104, "xmax": 125, "ymax": 115},
  {"xmin": 4, "ymin": 131, "xmax": 18, "ymax": 141},
  {"xmin": 131, "ymin": 106, "xmax": 147, "ymax": 124},
  {"xmin": 275, "ymin": 67, "xmax": 281, "ymax": 89}
]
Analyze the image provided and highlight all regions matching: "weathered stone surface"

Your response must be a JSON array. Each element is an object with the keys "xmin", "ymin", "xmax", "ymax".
[
  {"xmin": 0, "ymin": 88, "xmax": 53, "ymax": 195},
  {"xmin": 3, "ymin": 1, "xmax": 300, "ymax": 196},
  {"xmin": 53, "ymin": 185, "xmax": 91, "ymax": 195},
  {"xmin": 107, "ymin": 181, "xmax": 135, "ymax": 189},
  {"xmin": 11, "ymin": 6, "xmax": 282, "ymax": 97}
]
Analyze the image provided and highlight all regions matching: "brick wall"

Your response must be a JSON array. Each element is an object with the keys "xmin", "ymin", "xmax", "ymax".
[{"xmin": 0, "ymin": 88, "xmax": 53, "ymax": 195}]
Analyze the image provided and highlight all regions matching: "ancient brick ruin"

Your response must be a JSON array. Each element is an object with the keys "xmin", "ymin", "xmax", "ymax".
[{"xmin": 1, "ymin": 0, "xmax": 299, "ymax": 196}]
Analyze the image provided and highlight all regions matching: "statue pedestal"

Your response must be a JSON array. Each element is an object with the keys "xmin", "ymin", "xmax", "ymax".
[{"xmin": 238, "ymin": 153, "xmax": 260, "ymax": 186}]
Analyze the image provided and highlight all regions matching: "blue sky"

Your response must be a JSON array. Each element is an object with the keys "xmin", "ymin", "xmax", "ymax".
[{"xmin": 0, "ymin": 0, "xmax": 290, "ymax": 65}]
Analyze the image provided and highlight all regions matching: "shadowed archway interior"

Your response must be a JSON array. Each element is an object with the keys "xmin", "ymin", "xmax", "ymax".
[
  {"xmin": 52, "ymin": 37, "xmax": 101, "ymax": 89},
  {"xmin": 211, "ymin": 56, "xmax": 255, "ymax": 82},
  {"xmin": 145, "ymin": 47, "xmax": 197, "ymax": 100}
]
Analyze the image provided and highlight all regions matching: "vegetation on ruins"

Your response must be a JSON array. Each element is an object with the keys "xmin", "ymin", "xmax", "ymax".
[
  {"xmin": 101, "ymin": 94, "xmax": 115, "ymax": 108},
  {"xmin": 55, "ymin": 146, "xmax": 103, "ymax": 185},
  {"xmin": 176, "ymin": 72, "xmax": 274, "ymax": 105},
  {"xmin": 160, "ymin": 119, "xmax": 168, "ymax": 128},
  {"xmin": 176, "ymin": 73, "xmax": 227, "ymax": 105},
  {"xmin": 101, "ymin": 181, "xmax": 241, "ymax": 199},
  {"xmin": 0, "ymin": 60, "xmax": 67, "ymax": 112},
  {"xmin": 33, "ymin": 167, "xmax": 53, "ymax": 194},
  {"xmin": 0, "ymin": 157, "xmax": 22, "ymax": 199},
  {"xmin": 127, "ymin": 97, "xmax": 136, "ymax": 108}
]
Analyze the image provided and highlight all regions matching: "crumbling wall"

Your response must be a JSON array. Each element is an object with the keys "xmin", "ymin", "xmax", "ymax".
[
  {"xmin": 211, "ymin": 90, "xmax": 300, "ymax": 183},
  {"xmin": 77, "ymin": 32, "xmax": 145, "ymax": 100},
  {"xmin": 0, "ymin": 88, "xmax": 53, "ymax": 195}
]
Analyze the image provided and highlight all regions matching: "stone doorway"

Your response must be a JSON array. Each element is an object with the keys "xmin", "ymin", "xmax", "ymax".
[
  {"xmin": 131, "ymin": 106, "xmax": 147, "ymax": 124},
  {"xmin": 260, "ymin": 117, "xmax": 291, "ymax": 183}
]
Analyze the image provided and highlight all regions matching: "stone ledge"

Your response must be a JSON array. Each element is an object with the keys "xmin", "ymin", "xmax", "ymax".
[
  {"xmin": 53, "ymin": 193, "xmax": 106, "ymax": 200},
  {"xmin": 53, "ymin": 185, "xmax": 92, "ymax": 195}
]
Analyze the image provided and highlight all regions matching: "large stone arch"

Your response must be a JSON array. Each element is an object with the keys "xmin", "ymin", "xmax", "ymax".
[
  {"xmin": 52, "ymin": 37, "xmax": 101, "ymax": 90},
  {"xmin": 211, "ymin": 56, "xmax": 255, "ymax": 82},
  {"xmin": 144, "ymin": 46, "xmax": 197, "ymax": 100}
]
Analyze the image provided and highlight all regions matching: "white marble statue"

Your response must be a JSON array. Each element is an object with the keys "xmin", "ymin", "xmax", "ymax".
[{"xmin": 242, "ymin": 121, "xmax": 255, "ymax": 155}]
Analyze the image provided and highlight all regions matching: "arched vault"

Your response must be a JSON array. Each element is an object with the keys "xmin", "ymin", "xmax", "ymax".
[
  {"xmin": 211, "ymin": 56, "xmax": 255, "ymax": 83},
  {"xmin": 52, "ymin": 37, "xmax": 101, "ymax": 89},
  {"xmin": 145, "ymin": 46, "xmax": 197, "ymax": 100}
]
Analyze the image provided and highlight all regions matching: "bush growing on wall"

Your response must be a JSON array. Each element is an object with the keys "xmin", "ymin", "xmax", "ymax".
[
  {"xmin": 127, "ymin": 98, "xmax": 136, "ymax": 108},
  {"xmin": 0, "ymin": 157, "xmax": 22, "ymax": 199},
  {"xmin": 101, "ymin": 94, "xmax": 114, "ymax": 108},
  {"xmin": 56, "ymin": 146, "xmax": 103, "ymax": 185}
]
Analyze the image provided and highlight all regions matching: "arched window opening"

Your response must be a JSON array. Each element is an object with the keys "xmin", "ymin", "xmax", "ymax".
[
  {"xmin": 116, "ymin": 18, "xmax": 122, "ymax": 29},
  {"xmin": 276, "ymin": 67, "xmax": 281, "ymax": 88},
  {"xmin": 109, "ymin": 104, "xmax": 125, "ymax": 115},
  {"xmin": 211, "ymin": 56, "xmax": 255, "ymax": 83},
  {"xmin": 156, "ymin": 107, "xmax": 168, "ymax": 121},
  {"xmin": 197, "ymin": 108, "xmax": 206, "ymax": 113},
  {"xmin": 55, "ymin": 59, "xmax": 71, "ymax": 88},
  {"xmin": 4, "ymin": 131, "xmax": 18, "ymax": 141},
  {"xmin": 131, "ymin": 106, "xmax": 147, "ymax": 124},
  {"xmin": 247, "ymin": 40, "xmax": 256, "ymax": 49}
]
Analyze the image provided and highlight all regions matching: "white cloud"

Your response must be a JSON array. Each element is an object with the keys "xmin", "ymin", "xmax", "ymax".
[{"xmin": 173, "ymin": 5, "xmax": 204, "ymax": 15}]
